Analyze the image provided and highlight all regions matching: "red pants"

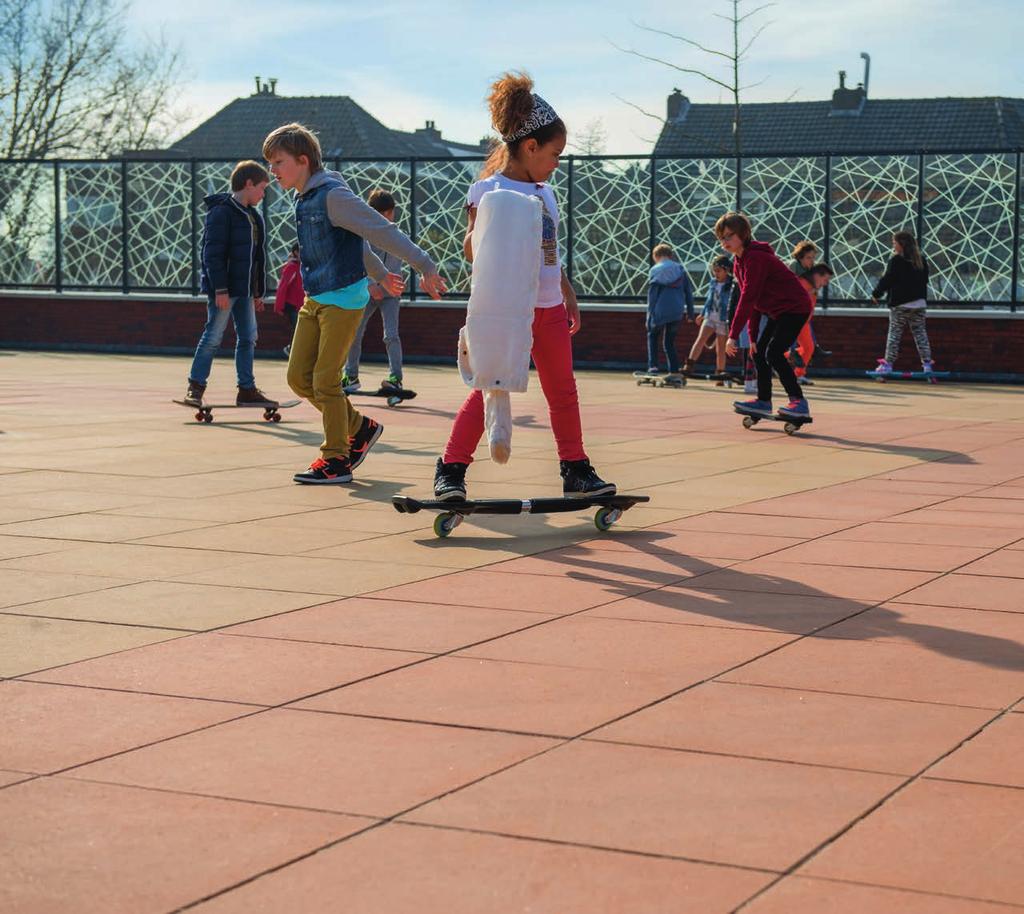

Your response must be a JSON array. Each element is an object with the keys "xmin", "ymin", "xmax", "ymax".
[
  {"xmin": 443, "ymin": 304, "xmax": 587, "ymax": 465},
  {"xmin": 791, "ymin": 321, "xmax": 815, "ymax": 378}
]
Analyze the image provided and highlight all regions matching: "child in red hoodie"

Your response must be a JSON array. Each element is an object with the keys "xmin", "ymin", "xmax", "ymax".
[{"xmin": 718, "ymin": 212, "xmax": 813, "ymax": 419}]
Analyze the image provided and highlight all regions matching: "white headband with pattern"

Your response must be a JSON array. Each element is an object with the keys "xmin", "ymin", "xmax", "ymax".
[{"xmin": 501, "ymin": 94, "xmax": 559, "ymax": 144}]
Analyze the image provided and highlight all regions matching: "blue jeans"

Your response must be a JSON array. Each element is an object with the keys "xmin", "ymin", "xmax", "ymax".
[
  {"xmin": 189, "ymin": 297, "xmax": 257, "ymax": 388},
  {"xmin": 646, "ymin": 321, "xmax": 680, "ymax": 372}
]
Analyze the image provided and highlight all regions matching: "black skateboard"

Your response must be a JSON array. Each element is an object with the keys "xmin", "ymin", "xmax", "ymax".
[
  {"xmin": 633, "ymin": 371, "xmax": 685, "ymax": 389},
  {"xmin": 734, "ymin": 405, "xmax": 812, "ymax": 437},
  {"xmin": 866, "ymin": 370, "xmax": 949, "ymax": 385},
  {"xmin": 393, "ymin": 493, "xmax": 650, "ymax": 538},
  {"xmin": 172, "ymin": 399, "xmax": 300, "ymax": 423},
  {"xmin": 682, "ymin": 370, "xmax": 744, "ymax": 388},
  {"xmin": 344, "ymin": 384, "xmax": 418, "ymax": 407}
]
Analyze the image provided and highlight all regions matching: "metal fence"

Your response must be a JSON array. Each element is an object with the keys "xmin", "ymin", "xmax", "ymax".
[{"xmin": 1, "ymin": 151, "xmax": 1021, "ymax": 309}]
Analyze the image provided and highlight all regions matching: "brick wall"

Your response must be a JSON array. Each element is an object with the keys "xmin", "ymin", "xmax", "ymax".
[{"xmin": 1, "ymin": 293, "xmax": 1021, "ymax": 380}]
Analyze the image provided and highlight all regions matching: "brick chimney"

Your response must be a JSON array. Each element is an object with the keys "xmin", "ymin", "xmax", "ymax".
[
  {"xmin": 829, "ymin": 69, "xmax": 866, "ymax": 117},
  {"xmin": 415, "ymin": 120, "xmax": 442, "ymax": 141},
  {"xmin": 667, "ymin": 88, "xmax": 691, "ymax": 123}
]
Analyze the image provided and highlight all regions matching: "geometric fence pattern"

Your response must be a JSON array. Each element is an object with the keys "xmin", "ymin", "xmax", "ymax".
[{"xmin": 1, "ymin": 152, "xmax": 1021, "ymax": 308}]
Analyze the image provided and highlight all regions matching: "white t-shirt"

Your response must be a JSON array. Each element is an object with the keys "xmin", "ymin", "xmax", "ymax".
[{"xmin": 467, "ymin": 174, "xmax": 563, "ymax": 308}]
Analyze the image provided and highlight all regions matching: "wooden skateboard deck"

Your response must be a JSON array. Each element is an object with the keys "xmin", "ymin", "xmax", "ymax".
[
  {"xmin": 172, "ymin": 399, "xmax": 299, "ymax": 423},
  {"xmin": 866, "ymin": 370, "xmax": 949, "ymax": 384},
  {"xmin": 393, "ymin": 493, "xmax": 650, "ymax": 537}
]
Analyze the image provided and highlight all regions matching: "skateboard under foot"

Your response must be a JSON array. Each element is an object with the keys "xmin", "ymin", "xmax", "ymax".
[
  {"xmin": 866, "ymin": 370, "xmax": 949, "ymax": 385},
  {"xmin": 633, "ymin": 371, "xmax": 685, "ymax": 389},
  {"xmin": 344, "ymin": 385, "xmax": 418, "ymax": 407},
  {"xmin": 392, "ymin": 493, "xmax": 650, "ymax": 538},
  {"xmin": 734, "ymin": 405, "xmax": 813, "ymax": 437}
]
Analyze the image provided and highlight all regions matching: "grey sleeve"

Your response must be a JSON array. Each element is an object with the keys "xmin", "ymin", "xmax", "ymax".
[
  {"xmin": 326, "ymin": 186, "xmax": 436, "ymax": 275},
  {"xmin": 362, "ymin": 241, "xmax": 387, "ymax": 282}
]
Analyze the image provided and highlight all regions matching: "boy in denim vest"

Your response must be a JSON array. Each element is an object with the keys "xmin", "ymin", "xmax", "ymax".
[{"xmin": 262, "ymin": 123, "xmax": 447, "ymax": 484}]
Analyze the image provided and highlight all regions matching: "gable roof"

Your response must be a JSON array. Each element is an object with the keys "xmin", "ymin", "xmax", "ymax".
[
  {"xmin": 166, "ymin": 93, "xmax": 482, "ymax": 160},
  {"xmin": 654, "ymin": 97, "xmax": 1024, "ymax": 157}
]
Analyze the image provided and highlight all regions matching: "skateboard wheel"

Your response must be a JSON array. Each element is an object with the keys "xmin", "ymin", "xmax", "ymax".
[
  {"xmin": 194, "ymin": 411, "xmax": 204, "ymax": 422},
  {"xmin": 784, "ymin": 422, "xmax": 797, "ymax": 436},
  {"xmin": 387, "ymin": 397, "xmax": 400, "ymax": 407},
  {"xmin": 742, "ymin": 415, "xmax": 755, "ymax": 429},
  {"xmin": 594, "ymin": 506, "xmax": 621, "ymax": 531},
  {"xmin": 434, "ymin": 513, "xmax": 458, "ymax": 538},
  {"xmin": 204, "ymin": 414, "xmax": 213, "ymax": 423},
  {"xmin": 271, "ymin": 413, "xmax": 282, "ymax": 422}
]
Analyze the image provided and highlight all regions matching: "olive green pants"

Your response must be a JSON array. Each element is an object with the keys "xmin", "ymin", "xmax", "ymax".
[{"xmin": 286, "ymin": 296, "xmax": 365, "ymax": 460}]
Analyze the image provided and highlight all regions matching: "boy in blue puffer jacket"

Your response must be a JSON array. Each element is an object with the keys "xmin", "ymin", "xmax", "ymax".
[
  {"xmin": 184, "ymin": 160, "xmax": 278, "ymax": 408},
  {"xmin": 645, "ymin": 243, "xmax": 693, "ymax": 374}
]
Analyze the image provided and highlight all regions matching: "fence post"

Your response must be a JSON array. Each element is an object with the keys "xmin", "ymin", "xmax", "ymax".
[
  {"xmin": 566, "ymin": 155, "xmax": 575, "ymax": 288},
  {"xmin": 189, "ymin": 161, "xmax": 199, "ymax": 296},
  {"xmin": 1012, "ymin": 151, "xmax": 1020, "ymax": 313},
  {"xmin": 409, "ymin": 158, "xmax": 418, "ymax": 302},
  {"xmin": 120, "ymin": 160, "xmax": 130, "ymax": 293},
  {"xmin": 735, "ymin": 154, "xmax": 743, "ymax": 211},
  {"xmin": 648, "ymin": 157, "xmax": 657, "ymax": 252},
  {"xmin": 916, "ymin": 152, "xmax": 926, "ymax": 245},
  {"xmin": 822, "ymin": 154, "xmax": 832, "ymax": 311},
  {"xmin": 53, "ymin": 162, "xmax": 63, "ymax": 293}
]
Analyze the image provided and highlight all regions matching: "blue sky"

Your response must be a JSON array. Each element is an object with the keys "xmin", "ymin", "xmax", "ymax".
[{"xmin": 129, "ymin": 0, "xmax": 1024, "ymax": 154}]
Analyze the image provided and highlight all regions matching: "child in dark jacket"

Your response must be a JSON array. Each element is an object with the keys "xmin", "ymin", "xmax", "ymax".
[
  {"xmin": 185, "ymin": 160, "xmax": 277, "ymax": 408},
  {"xmin": 718, "ymin": 212, "xmax": 813, "ymax": 419},
  {"xmin": 644, "ymin": 243, "xmax": 693, "ymax": 374},
  {"xmin": 871, "ymin": 230, "xmax": 934, "ymax": 375}
]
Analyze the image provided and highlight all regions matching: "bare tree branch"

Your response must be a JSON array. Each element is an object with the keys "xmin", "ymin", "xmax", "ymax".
[
  {"xmin": 610, "ymin": 40, "xmax": 733, "ymax": 93},
  {"xmin": 613, "ymin": 94, "xmax": 733, "ymax": 156},
  {"xmin": 738, "ymin": 21, "xmax": 773, "ymax": 59},
  {"xmin": 629, "ymin": 19, "xmax": 732, "ymax": 61},
  {"xmin": 736, "ymin": 1, "xmax": 776, "ymax": 24}
]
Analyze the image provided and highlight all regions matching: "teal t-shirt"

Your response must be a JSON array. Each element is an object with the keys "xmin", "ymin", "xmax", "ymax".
[{"xmin": 311, "ymin": 277, "xmax": 369, "ymax": 309}]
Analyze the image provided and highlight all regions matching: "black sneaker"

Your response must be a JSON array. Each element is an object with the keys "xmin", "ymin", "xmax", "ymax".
[
  {"xmin": 434, "ymin": 458, "xmax": 468, "ymax": 501},
  {"xmin": 184, "ymin": 379, "xmax": 206, "ymax": 407},
  {"xmin": 294, "ymin": 456, "xmax": 353, "ymax": 485},
  {"xmin": 349, "ymin": 416, "xmax": 383, "ymax": 470},
  {"xmin": 560, "ymin": 459, "xmax": 616, "ymax": 498}
]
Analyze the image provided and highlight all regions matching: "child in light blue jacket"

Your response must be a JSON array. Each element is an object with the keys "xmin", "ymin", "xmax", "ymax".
[
  {"xmin": 645, "ymin": 243, "xmax": 693, "ymax": 373},
  {"xmin": 685, "ymin": 255, "xmax": 735, "ymax": 380}
]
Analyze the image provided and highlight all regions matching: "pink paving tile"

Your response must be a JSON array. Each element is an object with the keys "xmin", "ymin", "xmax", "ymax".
[
  {"xmin": 0, "ymin": 680, "xmax": 251, "ymax": 773},
  {"xmin": 952, "ymin": 550, "xmax": 1024, "ymax": 578},
  {"xmin": 189, "ymin": 822, "xmax": 772, "ymax": 914},
  {"xmin": 406, "ymin": 740, "xmax": 899, "ymax": 871},
  {"xmin": 801, "ymin": 779, "xmax": 1024, "ymax": 906},
  {"xmin": 817, "ymin": 603, "xmax": 1024, "ymax": 667},
  {"xmin": 295, "ymin": 654, "xmax": 686, "ymax": 736},
  {"xmin": 371, "ymin": 568, "xmax": 650, "ymax": 613},
  {"xmin": 690, "ymin": 559, "xmax": 936, "ymax": 602},
  {"xmin": 23, "ymin": 633, "xmax": 423, "ymax": 704},
  {"xmin": 590, "ymin": 681, "xmax": 992, "ymax": 775},
  {"xmin": 723, "ymin": 637, "xmax": 1024, "ymax": 708},
  {"xmin": 830, "ymin": 521, "xmax": 1020, "ymax": 548},
  {"xmin": 583, "ymin": 585, "xmax": 868, "ymax": 634},
  {"xmin": 728, "ymin": 492, "xmax": 940, "ymax": 521},
  {"xmin": 894, "ymin": 573, "xmax": 1024, "ymax": 613},
  {"xmin": 481, "ymin": 547, "xmax": 735, "ymax": 587},
  {"xmin": 930, "ymin": 496, "xmax": 1024, "ymax": 515},
  {"xmin": 764, "ymin": 539, "xmax": 989, "ymax": 572},
  {"xmin": 927, "ymin": 713, "xmax": 1024, "ymax": 789},
  {"xmin": 223, "ymin": 597, "xmax": 552, "ymax": 654},
  {"xmin": 886, "ymin": 508, "xmax": 1024, "ymax": 530},
  {"xmin": 0, "ymin": 776, "xmax": 364, "ymax": 914},
  {"xmin": 660, "ymin": 512, "xmax": 853, "ymax": 537},
  {"xmin": 576, "ymin": 531, "xmax": 805, "ymax": 560},
  {"xmin": 457, "ymin": 614, "xmax": 790, "ymax": 676},
  {"xmin": 744, "ymin": 876, "xmax": 1013, "ymax": 914},
  {"xmin": 69, "ymin": 708, "xmax": 553, "ymax": 818}
]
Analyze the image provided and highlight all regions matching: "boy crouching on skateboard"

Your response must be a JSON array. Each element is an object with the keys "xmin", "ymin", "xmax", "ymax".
[
  {"xmin": 262, "ymin": 123, "xmax": 447, "ymax": 484},
  {"xmin": 717, "ymin": 212, "xmax": 813, "ymax": 420}
]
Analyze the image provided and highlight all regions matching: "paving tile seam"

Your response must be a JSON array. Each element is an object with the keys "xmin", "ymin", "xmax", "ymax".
[
  {"xmin": 712, "ymin": 678, "xmax": 1009, "ymax": 712},
  {"xmin": 12, "ymin": 675, "xmax": 273, "ymax": 708},
  {"xmin": 0, "ymin": 609, "xmax": 201, "ymax": 633},
  {"xmin": 768, "ymin": 873, "xmax": 1024, "ymax": 910},
  {"xmin": 214, "ymin": 631, "xmax": 441, "ymax": 657},
  {"xmin": 732, "ymin": 701, "xmax": 1019, "ymax": 912},
  {"xmin": 890, "ymin": 596, "xmax": 1024, "ymax": 615},
  {"xmin": 922, "ymin": 774, "xmax": 1024, "ymax": 792},
  {"xmin": 578, "ymin": 735, "xmax": 919, "ymax": 778}
]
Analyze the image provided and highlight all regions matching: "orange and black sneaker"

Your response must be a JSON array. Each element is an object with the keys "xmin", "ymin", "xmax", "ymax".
[
  {"xmin": 293, "ymin": 456, "xmax": 353, "ymax": 485},
  {"xmin": 348, "ymin": 416, "xmax": 383, "ymax": 470}
]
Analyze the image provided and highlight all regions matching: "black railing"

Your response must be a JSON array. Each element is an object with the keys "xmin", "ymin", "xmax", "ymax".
[{"xmin": 1, "ymin": 150, "xmax": 1021, "ymax": 310}]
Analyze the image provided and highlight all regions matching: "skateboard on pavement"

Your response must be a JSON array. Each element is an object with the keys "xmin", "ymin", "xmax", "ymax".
[
  {"xmin": 344, "ymin": 384, "xmax": 418, "ymax": 407},
  {"xmin": 734, "ymin": 405, "xmax": 813, "ymax": 437},
  {"xmin": 392, "ymin": 493, "xmax": 651, "ymax": 538},
  {"xmin": 172, "ymin": 399, "xmax": 300, "ymax": 423},
  {"xmin": 633, "ymin": 371, "xmax": 685, "ymax": 389},
  {"xmin": 866, "ymin": 370, "xmax": 949, "ymax": 385}
]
